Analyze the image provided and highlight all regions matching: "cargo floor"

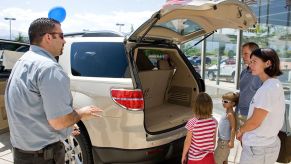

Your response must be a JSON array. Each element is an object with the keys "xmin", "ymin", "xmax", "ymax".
[{"xmin": 145, "ymin": 103, "xmax": 192, "ymax": 132}]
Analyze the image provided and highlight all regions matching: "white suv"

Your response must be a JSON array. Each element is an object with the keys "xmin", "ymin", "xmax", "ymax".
[
  {"xmin": 58, "ymin": 1, "xmax": 256, "ymax": 163},
  {"xmin": 207, "ymin": 59, "xmax": 236, "ymax": 82}
]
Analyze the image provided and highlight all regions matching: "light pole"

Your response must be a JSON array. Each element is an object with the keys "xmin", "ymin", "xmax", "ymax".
[
  {"xmin": 4, "ymin": 17, "xmax": 16, "ymax": 40},
  {"xmin": 116, "ymin": 23, "xmax": 124, "ymax": 32}
]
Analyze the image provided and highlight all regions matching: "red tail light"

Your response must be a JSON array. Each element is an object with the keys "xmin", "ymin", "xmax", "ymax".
[{"xmin": 111, "ymin": 89, "xmax": 144, "ymax": 111}]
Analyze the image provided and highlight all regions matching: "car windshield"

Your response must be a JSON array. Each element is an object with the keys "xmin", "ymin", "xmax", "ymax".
[{"xmin": 155, "ymin": 18, "xmax": 202, "ymax": 35}]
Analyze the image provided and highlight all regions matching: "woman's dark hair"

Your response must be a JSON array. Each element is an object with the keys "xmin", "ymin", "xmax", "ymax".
[
  {"xmin": 28, "ymin": 18, "xmax": 60, "ymax": 45},
  {"xmin": 250, "ymin": 48, "xmax": 282, "ymax": 77}
]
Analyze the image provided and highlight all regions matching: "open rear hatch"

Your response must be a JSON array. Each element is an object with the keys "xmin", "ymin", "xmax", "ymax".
[
  {"xmin": 129, "ymin": 0, "xmax": 256, "ymax": 44},
  {"xmin": 129, "ymin": 0, "xmax": 256, "ymax": 134}
]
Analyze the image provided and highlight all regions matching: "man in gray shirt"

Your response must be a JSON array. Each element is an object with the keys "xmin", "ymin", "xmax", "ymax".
[
  {"xmin": 5, "ymin": 18, "xmax": 102, "ymax": 164},
  {"xmin": 236, "ymin": 42, "xmax": 261, "ymax": 128}
]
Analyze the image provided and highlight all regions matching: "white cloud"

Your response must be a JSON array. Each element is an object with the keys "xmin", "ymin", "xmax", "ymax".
[
  {"xmin": 63, "ymin": 10, "xmax": 153, "ymax": 33},
  {"xmin": 25, "ymin": 1, "xmax": 31, "ymax": 5},
  {"xmin": 0, "ymin": 7, "xmax": 46, "ymax": 39},
  {"xmin": 0, "ymin": 7, "xmax": 154, "ymax": 39}
]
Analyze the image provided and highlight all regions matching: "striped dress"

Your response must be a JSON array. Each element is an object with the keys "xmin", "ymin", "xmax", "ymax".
[{"xmin": 185, "ymin": 117, "xmax": 217, "ymax": 161}]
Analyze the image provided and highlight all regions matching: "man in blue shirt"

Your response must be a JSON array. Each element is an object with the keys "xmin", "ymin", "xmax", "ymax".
[
  {"xmin": 236, "ymin": 42, "xmax": 261, "ymax": 129},
  {"xmin": 5, "ymin": 18, "xmax": 102, "ymax": 164}
]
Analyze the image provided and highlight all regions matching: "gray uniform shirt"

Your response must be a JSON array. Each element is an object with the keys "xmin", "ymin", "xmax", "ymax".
[
  {"xmin": 5, "ymin": 45, "xmax": 73, "ymax": 151},
  {"xmin": 236, "ymin": 67, "xmax": 262, "ymax": 116}
]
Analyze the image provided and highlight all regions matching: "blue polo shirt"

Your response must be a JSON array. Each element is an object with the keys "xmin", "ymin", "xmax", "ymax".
[
  {"xmin": 5, "ymin": 45, "xmax": 73, "ymax": 151},
  {"xmin": 236, "ymin": 67, "xmax": 262, "ymax": 116}
]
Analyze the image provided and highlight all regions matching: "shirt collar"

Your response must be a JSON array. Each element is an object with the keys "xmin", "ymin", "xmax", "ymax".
[
  {"xmin": 246, "ymin": 66, "xmax": 252, "ymax": 73},
  {"xmin": 243, "ymin": 65, "xmax": 251, "ymax": 73},
  {"xmin": 29, "ymin": 45, "xmax": 57, "ymax": 62}
]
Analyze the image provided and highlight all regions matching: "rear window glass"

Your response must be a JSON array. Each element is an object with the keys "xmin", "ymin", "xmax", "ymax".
[
  {"xmin": 70, "ymin": 42, "xmax": 128, "ymax": 78},
  {"xmin": 145, "ymin": 50, "xmax": 170, "ymax": 67},
  {"xmin": 135, "ymin": 49, "xmax": 173, "ymax": 71},
  {"xmin": 155, "ymin": 19, "xmax": 202, "ymax": 35},
  {"xmin": 0, "ymin": 42, "xmax": 29, "ymax": 51}
]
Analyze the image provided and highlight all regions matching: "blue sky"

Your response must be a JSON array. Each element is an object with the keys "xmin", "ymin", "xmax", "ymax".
[{"xmin": 0, "ymin": 0, "xmax": 166, "ymax": 39}]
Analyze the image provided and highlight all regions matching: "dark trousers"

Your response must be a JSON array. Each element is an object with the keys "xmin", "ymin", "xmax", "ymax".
[
  {"xmin": 277, "ymin": 131, "xmax": 291, "ymax": 163},
  {"xmin": 13, "ymin": 141, "xmax": 65, "ymax": 164}
]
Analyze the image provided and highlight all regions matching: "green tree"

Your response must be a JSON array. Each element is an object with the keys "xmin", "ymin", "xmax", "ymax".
[
  {"xmin": 227, "ymin": 50, "xmax": 235, "ymax": 58},
  {"xmin": 181, "ymin": 43, "xmax": 200, "ymax": 56},
  {"xmin": 14, "ymin": 32, "xmax": 26, "ymax": 43},
  {"xmin": 243, "ymin": 24, "xmax": 275, "ymax": 47}
]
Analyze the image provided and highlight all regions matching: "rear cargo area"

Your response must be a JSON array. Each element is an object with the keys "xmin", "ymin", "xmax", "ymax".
[
  {"xmin": 135, "ymin": 48, "xmax": 200, "ymax": 133},
  {"xmin": 145, "ymin": 103, "xmax": 192, "ymax": 132}
]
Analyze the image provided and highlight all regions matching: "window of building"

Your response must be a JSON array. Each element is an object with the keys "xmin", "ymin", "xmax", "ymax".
[
  {"xmin": 181, "ymin": 38, "xmax": 202, "ymax": 74},
  {"xmin": 204, "ymin": 29, "xmax": 238, "ymax": 88},
  {"xmin": 244, "ymin": 0, "xmax": 291, "ymax": 109},
  {"xmin": 180, "ymin": 0, "xmax": 291, "ymax": 119}
]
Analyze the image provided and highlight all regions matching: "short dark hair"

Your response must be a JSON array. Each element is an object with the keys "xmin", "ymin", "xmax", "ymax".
[
  {"xmin": 242, "ymin": 42, "xmax": 259, "ymax": 52},
  {"xmin": 28, "ymin": 18, "xmax": 60, "ymax": 45},
  {"xmin": 193, "ymin": 92, "xmax": 213, "ymax": 119},
  {"xmin": 251, "ymin": 48, "xmax": 283, "ymax": 77}
]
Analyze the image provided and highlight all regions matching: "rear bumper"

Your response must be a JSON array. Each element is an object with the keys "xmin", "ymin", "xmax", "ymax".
[{"xmin": 92, "ymin": 136, "xmax": 185, "ymax": 163}]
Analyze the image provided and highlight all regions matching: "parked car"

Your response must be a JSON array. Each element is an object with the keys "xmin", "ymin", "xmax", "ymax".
[
  {"xmin": 207, "ymin": 59, "xmax": 236, "ymax": 82},
  {"xmin": 188, "ymin": 56, "xmax": 211, "ymax": 65},
  {"xmin": 0, "ymin": 39, "xmax": 29, "ymax": 74},
  {"xmin": 0, "ymin": 40, "xmax": 30, "ymax": 134},
  {"xmin": 224, "ymin": 58, "xmax": 236, "ymax": 65}
]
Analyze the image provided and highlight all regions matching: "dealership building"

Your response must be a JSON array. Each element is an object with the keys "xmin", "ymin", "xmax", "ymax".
[{"xmin": 182, "ymin": 0, "xmax": 291, "ymax": 116}]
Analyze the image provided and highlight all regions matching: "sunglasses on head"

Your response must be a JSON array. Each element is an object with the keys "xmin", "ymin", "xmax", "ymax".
[{"xmin": 222, "ymin": 100, "xmax": 232, "ymax": 104}]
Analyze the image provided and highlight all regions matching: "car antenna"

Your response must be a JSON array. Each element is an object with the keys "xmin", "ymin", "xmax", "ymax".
[{"xmin": 183, "ymin": 30, "xmax": 216, "ymax": 54}]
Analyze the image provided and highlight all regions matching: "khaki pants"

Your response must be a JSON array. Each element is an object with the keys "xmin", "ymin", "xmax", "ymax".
[
  {"xmin": 240, "ymin": 137, "xmax": 280, "ymax": 164},
  {"xmin": 214, "ymin": 139, "xmax": 230, "ymax": 164}
]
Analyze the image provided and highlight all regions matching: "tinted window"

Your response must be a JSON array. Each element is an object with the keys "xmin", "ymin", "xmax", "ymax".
[
  {"xmin": 156, "ymin": 19, "xmax": 202, "ymax": 35},
  {"xmin": 15, "ymin": 45, "xmax": 30, "ymax": 52},
  {"xmin": 135, "ymin": 49, "xmax": 173, "ymax": 71},
  {"xmin": 0, "ymin": 42, "xmax": 29, "ymax": 51},
  {"xmin": 71, "ymin": 42, "xmax": 128, "ymax": 78},
  {"xmin": 144, "ymin": 49, "xmax": 171, "ymax": 67}
]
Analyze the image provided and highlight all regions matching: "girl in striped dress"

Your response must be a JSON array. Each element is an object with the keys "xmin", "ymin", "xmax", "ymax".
[{"xmin": 181, "ymin": 92, "xmax": 218, "ymax": 164}]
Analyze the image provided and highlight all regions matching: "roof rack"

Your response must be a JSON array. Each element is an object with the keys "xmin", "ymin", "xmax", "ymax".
[
  {"xmin": 0, "ymin": 39, "xmax": 29, "ymax": 45},
  {"xmin": 64, "ymin": 30, "xmax": 124, "ymax": 38}
]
